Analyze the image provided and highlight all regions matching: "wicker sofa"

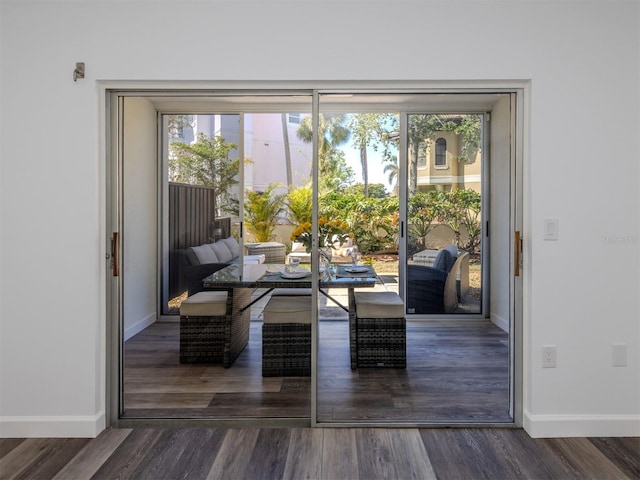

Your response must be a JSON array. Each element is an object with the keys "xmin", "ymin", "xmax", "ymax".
[
  {"xmin": 183, "ymin": 237, "xmax": 255, "ymax": 267},
  {"xmin": 180, "ymin": 236, "xmax": 265, "ymax": 297}
]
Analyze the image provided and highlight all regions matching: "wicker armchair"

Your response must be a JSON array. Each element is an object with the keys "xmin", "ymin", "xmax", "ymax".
[{"xmin": 407, "ymin": 246, "xmax": 469, "ymax": 314}]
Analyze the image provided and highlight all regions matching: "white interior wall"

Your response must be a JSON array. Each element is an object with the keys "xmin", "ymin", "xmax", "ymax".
[
  {"xmin": 122, "ymin": 97, "xmax": 158, "ymax": 340},
  {"xmin": 0, "ymin": 0, "xmax": 638, "ymax": 438},
  {"xmin": 489, "ymin": 94, "xmax": 513, "ymax": 332}
]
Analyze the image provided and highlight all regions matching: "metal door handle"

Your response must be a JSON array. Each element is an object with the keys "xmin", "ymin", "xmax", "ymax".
[
  {"xmin": 514, "ymin": 230, "xmax": 521, "ymax": 277},
  {"xmin": 112, "ymin": 232, "xmax": 119, "ymax": 277}
]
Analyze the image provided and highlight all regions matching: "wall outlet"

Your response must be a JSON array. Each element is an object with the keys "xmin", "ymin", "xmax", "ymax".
[{"xmin": 542, "ymin": 345, "xmax": 556, "ymax": 368}]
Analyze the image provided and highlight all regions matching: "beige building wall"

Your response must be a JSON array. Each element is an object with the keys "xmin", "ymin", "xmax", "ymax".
[{"xmin": 417, "ymin": 130, "xmax": 481, "ymax": 193}]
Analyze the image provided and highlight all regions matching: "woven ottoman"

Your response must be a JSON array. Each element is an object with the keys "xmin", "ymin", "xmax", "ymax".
[
  {"xmin": 262, "ymin": 295, "xmax": 312, "ymax": 377},
  {"xmin": 179, "ymin": 290, "xmax": 248, "ymax": 367},
  {"xmin": 354, "ymin": 291, "xmax": 406, "ymax": 368}
]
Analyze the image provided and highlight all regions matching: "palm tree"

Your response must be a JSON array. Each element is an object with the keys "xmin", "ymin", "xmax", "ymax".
[
  {"xmin": 383, "ymin": 155, "xmax": 399, "ymax": 195},
  {"xmin": 348, "ymin": 113, "xmax": 381, "ymax": 197},
  {"xmin": 296, "ymin": 113, "xmax": 350, "ymax": 178}
]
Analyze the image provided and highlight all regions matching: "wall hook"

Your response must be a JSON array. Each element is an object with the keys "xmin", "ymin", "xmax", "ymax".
[{"xmin": 73, "ymin": 62, "xmax": 85, "ymax": 82}]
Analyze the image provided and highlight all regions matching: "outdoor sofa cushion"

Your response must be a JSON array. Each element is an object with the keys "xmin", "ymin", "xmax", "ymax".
[
  {"xmin": 190, "ymin": 244, "xmax": 221, "ymax": 264},
  {"xmin": 432, "ymin": 244, "xmax": 458, "ymax": 272},
  {"xmin": 184, "ymin": 237, "xmax": 242, "ymax": 267},
  {"xmin": 210, "ymin": 241, "xmax": 233, "ymax": 263}
]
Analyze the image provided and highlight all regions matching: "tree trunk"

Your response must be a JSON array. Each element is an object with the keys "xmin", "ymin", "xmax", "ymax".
[
  {"xmin": 281, "ymin": 114, "xmax": 293, "ymax": 190},
  {"xmin": 360, "ymin": 144, "xmax": 369, "ymax": 197},
  {"xmin": 410, "ymin": 143, "xmax": 419, "ymax": 195}
]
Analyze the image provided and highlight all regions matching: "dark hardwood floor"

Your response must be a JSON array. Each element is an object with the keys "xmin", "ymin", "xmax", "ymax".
[
  {"xmin": 123, "ymin": 318, "xmax": 510, "ymax": 423},
  {"xmin": 1, "ymin": 428, "xmax": 638, "ymax": 479}
]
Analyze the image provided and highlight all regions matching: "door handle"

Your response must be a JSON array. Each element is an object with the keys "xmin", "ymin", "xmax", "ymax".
[
  {"xmin": 112, "ymin": 232, "xmax": 119, "ymax": 277},
  {"xmin": 514, "ymin": 230, "xmax": 521, "ymax": 277}
]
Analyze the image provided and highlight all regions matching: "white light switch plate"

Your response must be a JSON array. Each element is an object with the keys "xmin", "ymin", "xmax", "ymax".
[{"xmin": 544, "ymin": 219, "xmax": 559, "ymax": 241}]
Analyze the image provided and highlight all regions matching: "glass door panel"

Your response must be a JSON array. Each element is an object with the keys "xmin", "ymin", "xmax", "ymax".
[
  {"xmin": 315, "ymin": 94, "xmax": 511, "ymax": 425},
  {"xmin": 122, "ymin": 94, "xmax": 315, "ymax": 421},
  {"xmin": 405, "ymin": 113, "xmax": 484, "ymax": 316}
]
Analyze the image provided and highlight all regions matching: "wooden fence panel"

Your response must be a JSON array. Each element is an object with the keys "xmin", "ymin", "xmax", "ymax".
[{"xmin": 168, "ymin": 182, "xmax": 216, "ymax": 301}]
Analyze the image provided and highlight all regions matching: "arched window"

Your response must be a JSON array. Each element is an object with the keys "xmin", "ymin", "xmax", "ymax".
[{"xmin": 435, "ymin": 137, "xmax": 447, "ymax": 166}]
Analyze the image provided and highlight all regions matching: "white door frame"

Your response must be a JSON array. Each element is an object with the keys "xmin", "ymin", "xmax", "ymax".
[{"xmin": 103, "ymin": 81, "xmax": 527, "ymax": 429}]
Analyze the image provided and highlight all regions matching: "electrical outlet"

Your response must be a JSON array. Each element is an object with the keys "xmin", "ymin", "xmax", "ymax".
[{"xmin": 542, "ymin": 345, "xmax": 556, "ymax": 368}]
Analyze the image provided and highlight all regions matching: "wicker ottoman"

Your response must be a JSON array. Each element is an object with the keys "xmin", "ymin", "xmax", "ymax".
[
  {"xmin": 179, "ymin": 290, "xmax": 248, "ymax": 367},
  {"xmin": 262, "ymin": 295, "xmax": 312, "ymax": 377},
  {"xmin": 354, "ymin": 291, "xmax": 406, "ymax": 368},
  {"xmin": 244, "ymin": 242, "xmax": 286, "ymax": 264}
]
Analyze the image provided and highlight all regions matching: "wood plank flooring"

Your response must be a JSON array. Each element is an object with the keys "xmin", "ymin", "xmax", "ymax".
[
  {"xmin": 2, "ymin": 428, "xmax": 638, "ymax": 480},
  {"xmin": 124, "ymin": 318, "xmax": 510, "ymax": 423}
]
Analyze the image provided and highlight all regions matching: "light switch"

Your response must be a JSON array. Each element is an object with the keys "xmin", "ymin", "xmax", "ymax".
[{"xmin": 544, "ymin": 219, "xmax": 559, "ymax": 241}]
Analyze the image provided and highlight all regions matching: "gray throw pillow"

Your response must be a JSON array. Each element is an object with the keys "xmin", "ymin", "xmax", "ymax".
[
  {"xmin": 191, "ymin": 245, "xmax": 220, "ymax": 264},
  {"xmin": 221, "ymin": 237, "xmax": 240, "ymax": 258},
  {"xmin": 210, "ymin": 241, "xmax": 233, "ymax": 263}
]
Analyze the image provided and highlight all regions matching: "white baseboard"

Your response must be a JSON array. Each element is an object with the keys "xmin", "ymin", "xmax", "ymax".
[
  {"xmin": 523, "ymin": 409, "xmax": 640, "ymax": 438},
  {"xmin": 0, "ymin": 411, "xmax": 105, "ymax": 438},
  {"xmin": 491, "ymin": 312, "xmax": 509, "ymax": 333},
  {"xmin": 124, "ymin": 312, "xmax": 156, "ymax": 341}
]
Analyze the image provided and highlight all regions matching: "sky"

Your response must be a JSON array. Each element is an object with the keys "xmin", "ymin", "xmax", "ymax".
[{"xmin": 342, "ymin": 145, "xmax": 395, "ymax": 192}]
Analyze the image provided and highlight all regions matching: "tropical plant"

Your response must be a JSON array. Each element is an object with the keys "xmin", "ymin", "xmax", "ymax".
[
  {"xmin": 429, "ymin": 189, "xmax": 482, "ymax": 253},
  {"xmin": 320, "ymin": 190, "xmax": 398, "ymax": 254},
  {"xmin": 297, "ymin": 113, "xmax": 352, "ymax": 191},
  {"xmin": 290, "ymin": 217, "xmax": 352, "ymax": 252},
  {"xmin": 453, "ymin": 115, "xmax": 482, "ymax": 163},
  {"xmin": 450, "ymin": 189, "xmax": 482, "ymax": 253},
  {"xmin": 244, "ymin": 183, "xmax": 287, "ymax": 242},
  {"xmin": 408, "ymin": 190, "xmax": 448, "ymax": 248},
  {"xmin": 319, "ymin": 149, "xmax": 355, "ymax": 192},
  {"xmin": 286, "ymin": 184, "xmax": 312, "ymax": 225},
  {"xmin": 169, "ymin": 132, "xmax": 242, "ymax": 216}
]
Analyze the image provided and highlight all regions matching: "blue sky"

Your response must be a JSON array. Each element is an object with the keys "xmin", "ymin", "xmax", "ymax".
[{"xmin": 342, "ymin": 145, "xmax": 394, "ymax": 192}]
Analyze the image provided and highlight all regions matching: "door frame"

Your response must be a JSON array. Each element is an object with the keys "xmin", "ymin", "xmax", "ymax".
[{"xmin": 104, "ymin": 81, "xmax": 527, "ymax": 429}]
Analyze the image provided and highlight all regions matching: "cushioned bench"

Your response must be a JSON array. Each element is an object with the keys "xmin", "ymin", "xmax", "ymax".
[
  {"xmin": 354, "ymin": 291, "xmax": 406, "ymax": 368},
  {"xmin": 179, "ymin": 290, "xmax": 249, "ymax": 367},
  {"xmin": 262, "ymin": 295, "xmax": 312, "ymax": 377}
]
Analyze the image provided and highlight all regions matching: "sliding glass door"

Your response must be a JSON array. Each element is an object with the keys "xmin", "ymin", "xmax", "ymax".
[{"xmin": 109, "ymin": 88, "xmax": 520, "ymax": 427}]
